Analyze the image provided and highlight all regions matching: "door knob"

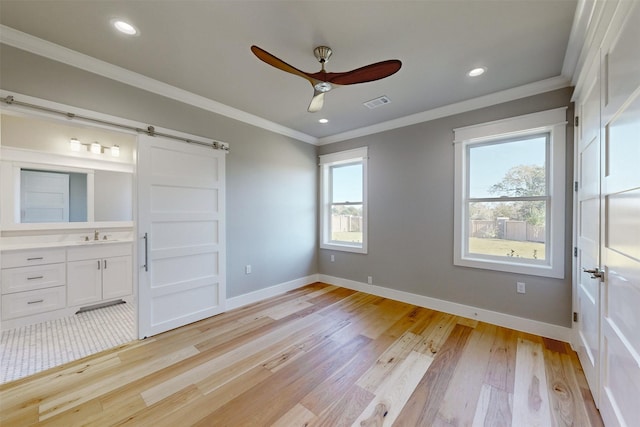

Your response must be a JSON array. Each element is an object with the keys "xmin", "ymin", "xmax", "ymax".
[{"xmin": 583, "ymin": 267, "xmax": 604, "ymax": 280}]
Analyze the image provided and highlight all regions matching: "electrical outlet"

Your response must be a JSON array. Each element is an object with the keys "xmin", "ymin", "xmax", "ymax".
[
  {"xmin": 245, "ymin": 265, "xmax": 252, "ymax": 275},
  {"xmin": 367, "ymin": 276, "xmax": 373, "ymax": 285},
  {"xmin": 517, "ymin": 282, "xmax": 526, "ymax": 294},
  {"xmin": 330, "ymin": 254, "xmax": 335, "ymax": 262}
]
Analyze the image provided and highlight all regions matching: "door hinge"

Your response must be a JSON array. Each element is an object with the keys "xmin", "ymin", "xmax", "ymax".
[
  {"xmin": 574, "ymin": 247, "xmax": 578, "ymax": 257},
  {"xmin": 574, "ymin": 116, "xmax": 579, "ymax": 127},
  {"xmin": 573, "ymin": 312, "xmax": 578, "ymax": 322},
  {"xmin": 574, "ymin": 181, "xmax": 578, "ymax": 192}
]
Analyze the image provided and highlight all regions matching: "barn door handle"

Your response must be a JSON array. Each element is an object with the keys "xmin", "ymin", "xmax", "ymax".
[
  {"xmin": 583, "ymin": 267, "xmax": 604, "ymax": 280},
  {"xmin": 143, "ymin": 232, "xmax": 149, "ymax": 272}
]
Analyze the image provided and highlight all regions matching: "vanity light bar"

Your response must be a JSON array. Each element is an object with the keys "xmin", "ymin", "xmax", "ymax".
[{"xmin": 69, "ymin": 138, "xmax": 120, "ymax": 157}]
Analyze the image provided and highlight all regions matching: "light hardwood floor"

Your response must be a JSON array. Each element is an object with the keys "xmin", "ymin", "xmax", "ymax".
[{"xmin": 0, "ymin": 283, "xmax": 603, "ymax": 426}]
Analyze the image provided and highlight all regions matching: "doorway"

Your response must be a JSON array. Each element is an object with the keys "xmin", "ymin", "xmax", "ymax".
[{"xmin": 0, "ymin": 112, "xmax": 137, "ymax": 384}]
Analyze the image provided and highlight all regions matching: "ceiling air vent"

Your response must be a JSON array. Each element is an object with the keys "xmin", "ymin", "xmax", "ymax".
[{"xmin": 363, "ymin": 95, "xmax": 391, "ymax": 109}]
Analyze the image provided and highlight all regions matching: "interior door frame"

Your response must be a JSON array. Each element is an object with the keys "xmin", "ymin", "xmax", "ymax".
[{"xmin": 571, "ymin": 51, "xmax": 603, "ymax": 407}]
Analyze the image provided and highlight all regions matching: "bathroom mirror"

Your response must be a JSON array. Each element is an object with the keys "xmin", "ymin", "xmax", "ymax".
[
  {"xmin": 2, "ymin": 164, "xmax": 133, "ymax": 227},
  {"xmin": 94, "ymin": 170, "xmax": 133, "ymax": 222}
]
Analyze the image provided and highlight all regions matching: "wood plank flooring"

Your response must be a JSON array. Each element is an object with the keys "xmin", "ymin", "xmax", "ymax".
[{"xmin": 0, "ymin": 283, "xmax": 603, "ymax": 426}]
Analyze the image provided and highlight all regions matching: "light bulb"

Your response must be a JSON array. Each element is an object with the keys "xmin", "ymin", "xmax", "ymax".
[{"xmin": 69, "ymin": 138, "xmax": 81, "ymax": 152}]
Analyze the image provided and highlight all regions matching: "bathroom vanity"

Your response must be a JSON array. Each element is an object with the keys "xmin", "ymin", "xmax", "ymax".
[{"xmin": 1, "ymin": 239, "xmax": 133, "ymax": 328}]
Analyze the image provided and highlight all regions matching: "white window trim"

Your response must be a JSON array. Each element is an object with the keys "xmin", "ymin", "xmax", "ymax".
[
  {"xmin": 453, "ymin": 108, "xmax": 567, "ymax": 278},
  {"xmin": 319, "ymin": 147, "xmax": 368, "ymax": 254}
]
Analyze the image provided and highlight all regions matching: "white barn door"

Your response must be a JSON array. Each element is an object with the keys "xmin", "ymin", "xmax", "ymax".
[{"xmin": 138, "ymin": 135, "xmax": 226, "ymax": 338}]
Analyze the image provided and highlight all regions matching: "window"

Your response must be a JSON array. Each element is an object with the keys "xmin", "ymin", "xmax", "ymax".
[
  {"xmin": 320, "ymin": 147, "xmax": 368, "ymax": 253},
  {"xmin": 453, "ymin": 108, "xmax": 566, "ymax": 278}
]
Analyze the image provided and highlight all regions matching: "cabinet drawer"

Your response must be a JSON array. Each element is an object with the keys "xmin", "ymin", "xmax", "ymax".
[
  {"xmin": 1, "ymin": 263, "xmax": 66, "ymax": 294},
  {"xmin": 1, "ymin": 248, "xmax": 66, "ymax": 268},
  {"xmin": 67, "ymin": 243, "xmax": 133, "ymax": 262},
  {"xmin": 1, "ymin": 286, "xmax": 66, "ymax": 320}
]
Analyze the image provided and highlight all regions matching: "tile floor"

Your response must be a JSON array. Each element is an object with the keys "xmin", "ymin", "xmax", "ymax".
[{"xmin": 0, "ymin": 302, "xmax": 135, "ymax": 384}]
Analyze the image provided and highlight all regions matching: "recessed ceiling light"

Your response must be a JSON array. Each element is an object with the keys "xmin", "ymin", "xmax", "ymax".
[
  {"xmin": 318, "ymin": 118, "xmax": 329, "ymax": 124},
  {"xmin": 112, "ymin": 19, "xmax": 138, "ymax": 36},
  {"xmin": 467, "ymin": 67, "xmax": 486, "ymax": 77}
]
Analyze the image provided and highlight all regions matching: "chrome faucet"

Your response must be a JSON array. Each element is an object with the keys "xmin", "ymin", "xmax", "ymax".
[{"xmin": 94, "ymin": 230, "xmax": 100, "ymax": 240}]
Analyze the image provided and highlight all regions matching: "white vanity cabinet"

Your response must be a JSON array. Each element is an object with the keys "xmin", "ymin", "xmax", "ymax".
[
  {"xmin": 67, "ymin": 243, "xmax": 133, "ymax": 307},
  {"xmin": 1, "ymin": 248, "xmax": 67, "ymax": 320}
]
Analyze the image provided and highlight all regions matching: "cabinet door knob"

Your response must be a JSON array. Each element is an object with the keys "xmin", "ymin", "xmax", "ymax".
[{"xmin": 97, "ymin": 260, "xmax": 101, "ymax": 270}]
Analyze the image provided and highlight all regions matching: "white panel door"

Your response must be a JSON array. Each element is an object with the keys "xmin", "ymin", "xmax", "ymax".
[
  {"xmin": 575, "ymin": 54, "xmax": 602, "ymax": 403},
  {"xmin": 20, "ymin": 170, "xmax": 69, "ymax": 223},
  {"xmin": 138, "ymin": 135, "xmax": 226, "ymax": 338},
  {"xmin": 598, "ymin": 4, "xmax": 640, "ymax": 426}
]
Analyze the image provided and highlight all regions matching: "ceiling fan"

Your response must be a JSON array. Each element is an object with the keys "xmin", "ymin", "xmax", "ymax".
[{"xmin": 251, "ymin": 45, "xmax": 402, "ymax": 113}]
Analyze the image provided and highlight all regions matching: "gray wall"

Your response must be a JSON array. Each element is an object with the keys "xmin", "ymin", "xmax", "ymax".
[
  {"xmin": 0, "ymin": 45, "xmax": 318, "ymax": 298},
  {"xmin": 318, "ymin": 88, "xmax": 574, "ymax": 327}
]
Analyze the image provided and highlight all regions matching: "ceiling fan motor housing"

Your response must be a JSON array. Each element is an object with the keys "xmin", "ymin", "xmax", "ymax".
[{"xmin": 314, "ymin": 46, "xmax": 332, "ymax": 64}]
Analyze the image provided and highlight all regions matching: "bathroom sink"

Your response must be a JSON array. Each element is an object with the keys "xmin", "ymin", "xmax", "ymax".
[{"xmin": 77, "ymin": 239, "xmax": 124, "ymax": 245}]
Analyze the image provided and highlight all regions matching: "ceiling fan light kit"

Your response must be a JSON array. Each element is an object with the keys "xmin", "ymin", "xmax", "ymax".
[{"xmin": 251, "ymin": 45, "xmax": 402, "ymax": 113}]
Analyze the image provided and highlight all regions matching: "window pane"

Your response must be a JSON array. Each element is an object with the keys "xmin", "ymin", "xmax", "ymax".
[
  {"xmin": 331, "ymin": 204, "xmax": 363, "ymax": 243},
  {"xmin": 331, "ymin": 163, "xmax": 362, "ymax": 203},
  {"xmin": 468, "ymin": 201, "xmax": 546, "ymax": 260},
  {"xmin": 469, "ymin": 136, "xmax": 547, "ymax": 198}
]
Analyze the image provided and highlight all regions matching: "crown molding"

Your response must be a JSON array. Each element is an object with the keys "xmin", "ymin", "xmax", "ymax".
[
  {"xmin": 561, "ymin": 0, "xmax": 593, "ymax": 82},
  {"xmin": 317, "ymin": 75, "xmax": 571, "ymax": 145},
  {"xmin": 571, "ymin": 0, "xmax": 636, "ymax": 101},
  {"xmin": 0, "ymin": 25, "xmax": 318, "ymax": 145}
]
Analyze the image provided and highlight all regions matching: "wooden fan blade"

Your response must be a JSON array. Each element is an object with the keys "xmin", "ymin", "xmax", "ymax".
[
  {"xmin": 251, "ymin": 45, "xmax": 317, "ymax": 86},
  {"xmin": 317, "ymin": 59, "xmax": 402, "ymax": 85},
  {"xmin": 308, "ymin": 90, "xmax": 325, "ymax": 113}
]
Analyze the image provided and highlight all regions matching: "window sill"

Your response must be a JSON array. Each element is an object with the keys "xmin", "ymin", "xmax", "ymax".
[
  {"xmin": 320, "ymin": 242, "xmax": 367, "ymax": 254},
  {"xmin": 454, "ymin": 255, "xmax": 564, "ymax": 279}
]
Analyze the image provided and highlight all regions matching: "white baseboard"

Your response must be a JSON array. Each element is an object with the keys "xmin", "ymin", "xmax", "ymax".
[
  {"xmin": 319, "ymin": 274, "xmax": 572, "ymax": 343},
  {"xmin": 226, "ymin": 274, "xmax": 320, "ymax": 311}
]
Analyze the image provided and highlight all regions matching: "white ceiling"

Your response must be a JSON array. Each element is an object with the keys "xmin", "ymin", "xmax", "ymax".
[{"xmin": 0, "ymin": 1, "xmax": 579, "ymax": 144}]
